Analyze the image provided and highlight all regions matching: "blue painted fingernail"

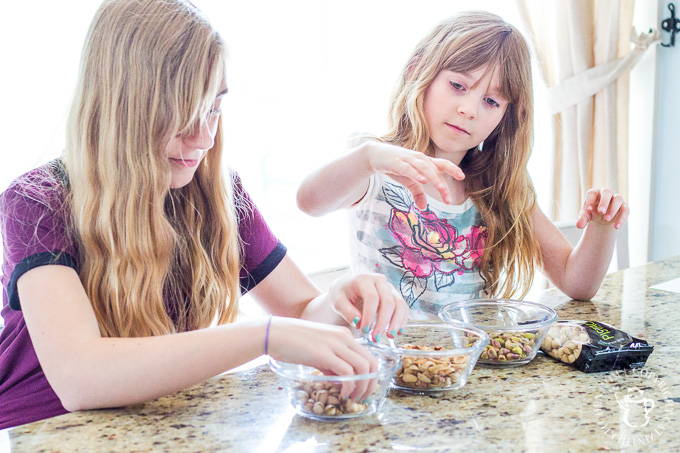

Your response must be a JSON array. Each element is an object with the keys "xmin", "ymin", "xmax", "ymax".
[
  {"xmin": 363, "ymin": 326, "xmax": 370, "ymax": 334},
  {"xmin": 389, "ymin": 330, "xmax": 397, "ymax": 338},
  {"xmin": 374, "ymin": 334, "xmax": 381, "ymax": 342},
  {"xmin": 352, "ymin": 317, "xmax": 360, "ymax": 327},
  {"xmin": 398, "ymin": 328, "xmax": 404, "ymax": 335}
]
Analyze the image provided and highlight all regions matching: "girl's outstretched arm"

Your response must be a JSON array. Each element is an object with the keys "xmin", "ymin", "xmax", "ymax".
[
  {"xmin": 297, "ymin": 139, "xmax": 464, "ymax": 216},
  {"xmin": 18, "ymin": 265, "xmax": 384, "ymax": 411},
  {"xmin": 535, "ymin": 189, "xmax": 629, "ymax": 300}
]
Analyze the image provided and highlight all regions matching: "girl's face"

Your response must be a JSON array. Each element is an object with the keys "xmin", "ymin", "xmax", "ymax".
[
  {"xmin": 423, "ymin": 66, "xmax": 508, "ymax": 162},
  {"xmin": 166, "ymin": 81, "xmax": 227, "ymax": 188}
]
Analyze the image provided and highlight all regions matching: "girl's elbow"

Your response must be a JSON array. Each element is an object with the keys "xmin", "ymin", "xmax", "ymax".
[
  {"xmin": 296, "ymin": 190, "xmax": 313, "ymax": 216},
  {"xmin": 49, "ymin": 363, "xmax": 97, "ymax": 412},
  {"xmin": 59, "ymin": 394, "xmax": 85, "ymax": 413},
  {"xmin": 564, "ymin": 287, "xmax": 598, "ymax": 301},
  {"xmin": 296, "ymin": 189, "xmax": 325, "ymax": 217},
  {"xmin": 553, "ymin": 274, "xmax": 602, "ymax": 301},
  {"xmin": 54, "ymin": 381, "xmax": 89, "ymax": 412}
]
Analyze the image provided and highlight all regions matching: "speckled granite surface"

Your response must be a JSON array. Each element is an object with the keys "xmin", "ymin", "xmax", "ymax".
[{"xmin": 3, "ymin": 258, "xmax": 679, "ymax": 452}]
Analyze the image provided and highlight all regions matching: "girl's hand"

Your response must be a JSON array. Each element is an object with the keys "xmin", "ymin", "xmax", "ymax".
[
  {"xmin": 576, "ymin": 188, "xmax": 629, "ymax": 230},
  {"xmin": 327, "ymin": 273, "xmax": 409, "ymax": 342},
  {"xmin": 266, "ymin": 317, "xmax": 378, "ymax": 401},
  {"xmin": 366, "ymin": 141, "xmax": 465, "ymax": 209}
]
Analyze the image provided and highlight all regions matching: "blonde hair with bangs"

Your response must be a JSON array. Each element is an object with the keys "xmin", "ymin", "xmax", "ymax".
[
  {"xmin": 64, "ymin": 0, "xmax": 241, "ymax": 337},
  {"xmin": 383, "ymin": 11, "xmax": 540, "ymax": 298}
]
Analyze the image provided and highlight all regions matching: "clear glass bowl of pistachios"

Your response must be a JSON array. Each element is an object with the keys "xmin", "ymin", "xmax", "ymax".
[
  {"xmin": 439, "ymin": 299, "xmax": 558, "ymax": 367},
  {"xmin": 381, "ymin": 322, "xmax": 489, "ymax": 394},
  {"xmin": 269, "ymin": 340, "xmax": 400, "ymax": 421}
]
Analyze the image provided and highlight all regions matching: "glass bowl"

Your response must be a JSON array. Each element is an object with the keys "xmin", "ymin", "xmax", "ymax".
[
  {"xmin": 378, "ymin": 322, "xmax": 489, "ymax": 394},
  {"xmin": 269, "ymin": 340, "xmax": 400, "ymax": 421},
  {"xmin": 439, "ymin": 299, "xmax": 558, "ymax": 367}
]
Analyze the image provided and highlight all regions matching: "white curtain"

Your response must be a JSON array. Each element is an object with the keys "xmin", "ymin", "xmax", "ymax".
[{"xmin": 517, "ymin": 0, "xmax": 658, "ymax": 222}]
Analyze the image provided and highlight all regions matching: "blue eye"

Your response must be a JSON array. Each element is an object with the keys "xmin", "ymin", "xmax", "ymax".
[
  {"xmin": 449, "ymin": 81, "xmax": 464, "ymax": 91},
  {"xmin": 485, "ymin": 98, "xmax": 500, "ymax": 108}
]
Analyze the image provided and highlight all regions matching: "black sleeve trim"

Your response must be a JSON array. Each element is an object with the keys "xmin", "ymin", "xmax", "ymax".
[
  {"xmin": 239, "ymin": 241, "xmax": 287, "ymax": 294},
  {"xmin": 7, "ymin": 251, "xmax": 78, "ymax": 311}
]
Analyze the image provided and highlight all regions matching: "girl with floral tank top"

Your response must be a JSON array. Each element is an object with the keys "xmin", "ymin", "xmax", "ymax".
[{"xmin": 297, "ymin": 11, "xmax": 629, "ymax": 320}]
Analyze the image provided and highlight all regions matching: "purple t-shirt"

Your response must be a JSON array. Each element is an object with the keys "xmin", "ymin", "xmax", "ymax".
[{"xmin": 0, "ymin": 160, "xmax": 286, "ymax": 429}]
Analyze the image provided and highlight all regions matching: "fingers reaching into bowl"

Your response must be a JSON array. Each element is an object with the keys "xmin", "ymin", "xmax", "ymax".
[
  {"xmin": 265, "ymin": 317, "xmax": 378, "ymax": 400},
  {"xmin": 269, "ymin": 339, "xmax": 401, "ymax": 420},
  {"xmin": 327, "ymin": 273, "xmax": 409, "ymax": 341}
]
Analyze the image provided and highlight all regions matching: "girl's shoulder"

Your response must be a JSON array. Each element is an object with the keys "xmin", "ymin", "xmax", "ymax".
[
  {"xmin": 226, "ymin": 168, "xmax": 255, "ymax": 220},
  {"xmin": 0, "ymin": 159, "xmax": 69, "ymax": 215}
]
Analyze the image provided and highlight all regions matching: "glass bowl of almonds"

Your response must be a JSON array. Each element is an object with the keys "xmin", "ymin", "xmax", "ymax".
[
  {"xmin": 269, "ymin": 340, "xmax": 400, "ymax": 421},
  {"xmin": 439, "ymin": 299, "xmax": 558, "ymax": 367},
  {"xmin": 383, "ymin": 322, "xmax": 489, "ymax": 394}
]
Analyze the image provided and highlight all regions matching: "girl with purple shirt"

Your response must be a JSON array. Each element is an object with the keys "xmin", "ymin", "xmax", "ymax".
[{"xmin": 0, "ymin": 0, "xmax": 408, "ymax": 429}]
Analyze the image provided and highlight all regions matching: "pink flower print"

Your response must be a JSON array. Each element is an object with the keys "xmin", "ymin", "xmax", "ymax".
[
  {"xmin": 398, "ymin": 246, "xmax": 434, "ymax": 278},
  {"xmin": 467, "ymin": 224, "xmax": 487, "ymax": 268},
  {"xmin": 388, "ymin": 207, "xmax": 467, "ymax": 277},
  {"xmin": 378, "ymin": 183, "xmax": 488, "ymax": 307}
]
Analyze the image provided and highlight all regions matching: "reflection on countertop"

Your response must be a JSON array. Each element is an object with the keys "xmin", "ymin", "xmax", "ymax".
[{"xmin": 4, "ymin": 257, "xmax": 680, "ymax": 452}]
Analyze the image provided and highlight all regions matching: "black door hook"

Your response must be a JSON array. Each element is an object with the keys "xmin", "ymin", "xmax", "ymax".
[{"xmin": 662, "ymin": 3, "xmax": 680, "ymax": 47}]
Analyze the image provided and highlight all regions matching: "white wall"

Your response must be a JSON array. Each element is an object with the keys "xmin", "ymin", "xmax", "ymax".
[
  {"xmin": 629, "ymin": 1, "xmax": 659, "ymax": 266},
  {"xmin": 0, "ymin": 3, "xmax": 101, "ymax": 179},
  {"xmin": 649, "ymin": 0, "xmax": 680, "ymax": 261}
]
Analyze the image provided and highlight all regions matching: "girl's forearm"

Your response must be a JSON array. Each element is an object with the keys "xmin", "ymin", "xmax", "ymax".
[
  {"xmin": 245, "ymin": 254, "xmax": 344, "ymax": 326},
  {"xmin": 299, "ymin": 293, "xmax": 347, "ymax": 326},
  {"xmin": 57, "ymin": 320, "xmax": 268, "ymax": 411},
  {"xmin": 297, "ymin": 142, "xmax": 374, "ymax": 217},
  {"xmin": 560, "ymin": 223, "xmax": 617, "ymax": 300}
]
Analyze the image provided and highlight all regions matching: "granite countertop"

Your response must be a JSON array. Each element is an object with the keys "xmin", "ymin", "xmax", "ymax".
[{"xmin": 3, "ymin": 257, "xmax": 680, "ymax": 452}]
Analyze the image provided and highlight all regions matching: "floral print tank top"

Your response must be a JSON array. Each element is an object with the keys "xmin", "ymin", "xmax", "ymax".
[{"xmin": 348, "ymin": 174, "xmax": 487, "ymax": 319}]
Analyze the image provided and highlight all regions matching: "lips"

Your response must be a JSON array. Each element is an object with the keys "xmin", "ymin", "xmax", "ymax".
[
  {"xmin": 446, "ymin": 123, "xmax": 470, "ymax": 135},
  {"xmin": 169, "ymin": 157, "xmax": 200, "ymax": 168}
]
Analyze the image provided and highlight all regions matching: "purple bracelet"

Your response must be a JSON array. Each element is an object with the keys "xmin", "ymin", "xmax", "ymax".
[{"xmin": 264, "ymin": 315, "xmax": 273, "ymax": 356}]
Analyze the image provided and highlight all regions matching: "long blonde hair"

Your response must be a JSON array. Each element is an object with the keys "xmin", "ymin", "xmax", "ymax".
[
  {"xmin": 383, "ymin": 11, "xmax": 540, "ymax": 298},
  {"xmin": 64, "ymin": 0, "xmax": 241, "ymax": 337}
]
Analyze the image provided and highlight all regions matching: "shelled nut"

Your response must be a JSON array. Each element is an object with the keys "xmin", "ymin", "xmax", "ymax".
[
  {"xmin": 480, "ymin": 332, "xmax": 537, "ymax": 362},
  {"xmin": 394, "ymin": 345, "xmax": 468, "ymax": 390},
  {"xmin": 541, "ymin": 324, "xmax": 590, "ymax": 365},
  {"xmin": 294, "ymin": 371, "xmax": 369, "ymax": 416}
]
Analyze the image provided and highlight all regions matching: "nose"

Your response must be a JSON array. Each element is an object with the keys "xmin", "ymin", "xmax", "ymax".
[
  {"xmin": 457, "ymin": 95, "xmax": 478, "ymax": 120},
  {"xmin": 183, "ymin": 118, "xmax": 217, "ymax": 151}
]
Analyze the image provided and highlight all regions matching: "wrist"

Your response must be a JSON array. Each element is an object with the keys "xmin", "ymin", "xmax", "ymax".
[
  {"xmin": 264, "ymin": 315, "xmax": 274, "ymax": 356},
  {"xmin": 355, "ymin": 140, "xmax": 381, "ymax": 177},
  {"xmin": 587, "ymin": 218, "xmax": 616, "ymax": 230}
]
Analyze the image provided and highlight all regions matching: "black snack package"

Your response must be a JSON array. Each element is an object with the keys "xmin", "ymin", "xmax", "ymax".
[{"xmin": 540, "ymin": 320, "xmax": 653, "ymax": 373}]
